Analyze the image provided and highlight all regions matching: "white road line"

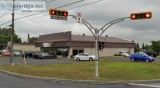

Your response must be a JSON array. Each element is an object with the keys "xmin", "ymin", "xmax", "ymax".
[{"xmin": 127, "ymin": 83, "xmax": 160, "ymax": 88}]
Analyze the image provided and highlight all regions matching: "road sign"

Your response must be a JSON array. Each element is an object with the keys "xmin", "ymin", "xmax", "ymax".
[
  {"xmin": 130, "ymin": 11, "xmax": 152, "ymax": 20},
  {"xmin": 76, "ymin": 12, "xmax": 82, "ymax": 23},
  {"xmin": 49, "ymin": 9, "xmax": 68, "ymax": 20}
]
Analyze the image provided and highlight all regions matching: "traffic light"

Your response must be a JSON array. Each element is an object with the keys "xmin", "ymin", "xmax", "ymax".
[
  {"xmin": 49, "ymin": 9, "xmax": 68, "ymax": 20},
  {"xmin": 98, "ymin": 42, "xmax": 105, "ymax": 50},
  {"xmin": 130, "ymin": 12, "xmax": 152, "ymax": 20}
]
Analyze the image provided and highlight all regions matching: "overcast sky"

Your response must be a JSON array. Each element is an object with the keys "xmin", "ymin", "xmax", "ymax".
[{"xmin": 0, "ymin": 0, "xmax": 159, "ymax": 45}]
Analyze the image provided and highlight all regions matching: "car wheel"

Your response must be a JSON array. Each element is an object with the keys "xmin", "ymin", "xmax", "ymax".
[
  {"xmin": 76, "ymin": 57, "xmax": 80, "ymax": 61},
  {"xmin": 146, "ymin": 59, "xmax": 149, "ymax": 62},
  {"xmin": 130, "ymin": 58, "xmax": 134, "ymax": 62},
  {"xmin": 43, "ymin": 57, "xmax": 46, "ymax": 59},
  {"xmin": 89, "ymin": 57, "xmax": 93, "ymax": 61}
]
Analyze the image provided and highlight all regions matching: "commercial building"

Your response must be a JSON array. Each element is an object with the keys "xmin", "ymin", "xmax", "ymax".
[{"xmin": 36, "ymin": 31, "xmax": 135, "ymax": 58}]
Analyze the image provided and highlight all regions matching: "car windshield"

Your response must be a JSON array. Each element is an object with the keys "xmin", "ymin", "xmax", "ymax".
[{"xmin": 141, "ymin": 52, "xmax": 148, "ymax": 56}]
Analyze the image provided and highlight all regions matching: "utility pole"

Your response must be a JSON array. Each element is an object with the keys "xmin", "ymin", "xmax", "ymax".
[
  {"xmin": 95, "ymin": 28, "xmax": 99, "ymax": 78},
  {"xmin": 10, "ymin": 0, "xmax": 15, "ymax": 66}
]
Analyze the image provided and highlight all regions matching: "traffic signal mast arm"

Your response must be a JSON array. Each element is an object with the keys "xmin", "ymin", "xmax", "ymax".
[
  {"xmin": 99, "ymin": 17, "xmax": 130, "ymax": 37},
  {"xmin": 69, "ymin": 12, "xmax": 152, "ymax": 78}
]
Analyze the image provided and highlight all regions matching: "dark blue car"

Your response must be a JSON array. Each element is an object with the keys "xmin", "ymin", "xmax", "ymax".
[{"xmin": 130, "ymin": 52, "xmax": 154, "ymax": 62}]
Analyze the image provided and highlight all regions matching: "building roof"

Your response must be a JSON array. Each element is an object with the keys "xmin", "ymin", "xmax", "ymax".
[
  {"xmin": 37, "ymin": 31, "xmax": 71, "ymax": 43},
  {"xmin": 36, "ymin": 31, "xmax": 132, "ymax": 44},
  {"xmin": 72, "ymin": 35, "xmax": 131, "ymax": 43}
]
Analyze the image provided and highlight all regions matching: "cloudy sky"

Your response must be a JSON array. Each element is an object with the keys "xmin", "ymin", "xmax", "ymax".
[{"xmin": 0, "ymin": 0, "xmax": 159, "ymax": 45}]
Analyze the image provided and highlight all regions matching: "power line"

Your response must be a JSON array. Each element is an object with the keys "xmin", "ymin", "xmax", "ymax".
[
  {"xmin": 0, "ymin": 0, "xmax": 84, "ymax": 27},
  {"xmin": 18, "ymin": 13, "xmax": 54, "ymax": 32},
  {"xmin": 0, "ymin": 13, "xmax": 7, "ymax": 20},
  {"xmin": 56, "ymin": 0, "xmax": 84, "ymax": 9},
  {"xmin": 67, "ymin": 0, "xmax": 103, "ymax": 10},
  {"xmin": 1, "ymin": 0, "xmax": 103, "ymax": 29},
  {"xmin": 8, "ymin": 0, "xmax": 103, "ymax": 26}
]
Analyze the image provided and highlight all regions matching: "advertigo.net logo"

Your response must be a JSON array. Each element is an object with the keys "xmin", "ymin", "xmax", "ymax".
[{"xmin": 0, "ymin": 1, "xmax": 46, "ymax": 13}]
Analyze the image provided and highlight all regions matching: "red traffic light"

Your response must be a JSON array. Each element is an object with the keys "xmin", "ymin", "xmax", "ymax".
[
  {"xmin": 64, "ymin": 12, "xmax": 68, "ymax": 16},
  {"xmin": 49, "ymin": 9, "xmax": 68, "ymax": 17},
  {"xmin": 50, "ymin": 9, "xmax": 56, "ymax": 15},
  {"xmin": 130, "ymin": 12, "xmax": 152, "ymax": 20}
]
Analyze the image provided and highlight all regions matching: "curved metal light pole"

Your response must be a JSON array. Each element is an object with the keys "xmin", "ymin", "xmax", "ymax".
[{"xmin": 71, "ymin": 15, "xmax": 130, "ymax": 78}]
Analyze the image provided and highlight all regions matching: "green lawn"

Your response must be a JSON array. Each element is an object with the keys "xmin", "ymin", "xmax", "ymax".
[{"xmin": 0, "ymin": 60, "xmax": 160, "ymax": 81}]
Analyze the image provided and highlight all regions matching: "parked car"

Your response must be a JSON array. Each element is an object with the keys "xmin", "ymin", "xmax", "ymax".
[
  {"xmin": 141, "ymin": 49, "xmax": 158, "ymax": 57},
  {"xmin": 130, "ymin": 52, "xmax": 154, "ymax": 62},
  {"xmin": 22, "ymin": 51, "xmax": 33, "ymax": 58},
  {"xmin": 71, "ymin": 55, "xmax": 75, "ymax": 58},
  {"xmin": 116, "ymin": 51, "xmax": 130, "ymax": 57},
  {"xmin": 32, "ymin": 52, "xmax": 41, "ymax": 59},
  {"xmin": 0, "ymin": 50, "xmax": 2, "ymax": 54},
  {"xmin": 13, "ymin": 51, "xmax": 21, "ymax": 56},
  {"xmin": 74, "ymin": 53, "xmax": 95, "ymax": 61},
  {"xmin": 2, "ymin": 52, "xmax": 11, "ymax": 56},
  {"xmin": 38, "ymin": 53, "xmax": 57, "ymax": 59}
]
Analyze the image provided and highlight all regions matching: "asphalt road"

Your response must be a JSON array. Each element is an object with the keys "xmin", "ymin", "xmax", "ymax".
[{"xmin": 1, "ymin": 72, "xmax": 160, "ymax": 88}]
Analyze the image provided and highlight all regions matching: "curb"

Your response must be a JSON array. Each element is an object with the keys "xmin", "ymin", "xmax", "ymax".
[{"xmin": 1, "ymin": 69, "xmax": 160, "ymax": 84}]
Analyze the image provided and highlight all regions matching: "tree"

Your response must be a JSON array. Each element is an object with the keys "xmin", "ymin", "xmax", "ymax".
[
  {"xmin": 28, "ymin": 33, "xmax": 30, "ymax": 42},
  {"xmin": 151, "ymin": 40, "xmax": 160, "ymax": 53},
  {"xmin": 134, "ymin": 43, "xmax": 140, "ymax": 52},
  {"xmin": 28, "ymin": 37, "xmax": 38, "ymax": 43},
  {"xmin": 0, "ymin": 27, "xmax": 21, "ymax": 43},
  {"xmin": 141, "ymin": 43, "xmax": 145, "ymax": 49}
]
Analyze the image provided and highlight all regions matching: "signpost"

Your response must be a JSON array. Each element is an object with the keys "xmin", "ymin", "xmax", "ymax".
[{"xmin": 76, "ymin": 12, "xmax": 82, "ymax": 23}]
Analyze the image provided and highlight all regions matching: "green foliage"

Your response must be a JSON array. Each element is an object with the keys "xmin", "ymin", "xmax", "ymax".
[
  {"xmin": 28, "ymin": 37, "xmax": 38, "ymax": 43},
  {"xmin": 134, "ymin": 43, "xmax": 140, "ymax": 52},
  {"xmin": 141, "ymin": 43, "xmax": 152, "ymax": 51},
  {"xmin": 151, "ymin": 40, "xmax": 160, "ymax": 53},
  {"xmin": 0, "ymin": 27, "xmax": 21, "ymax": 43}
]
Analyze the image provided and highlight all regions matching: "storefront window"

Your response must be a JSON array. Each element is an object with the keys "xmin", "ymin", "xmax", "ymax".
[
  {"xmin": 72, "ymin": 49, "xmax": 84, "ymax": 55},
  {"xmin": 56, "ymin": 48, "xmax": 69, "ymax": 57}
]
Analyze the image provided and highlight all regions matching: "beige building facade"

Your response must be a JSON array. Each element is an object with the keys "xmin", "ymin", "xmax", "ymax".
[
  {"xmin": 69, "ymin": 47, "xmax": 134, "ymax": 57},
  {"xmin": 13, "ymin": 44, "xmax": 40, "ymax": 51}
]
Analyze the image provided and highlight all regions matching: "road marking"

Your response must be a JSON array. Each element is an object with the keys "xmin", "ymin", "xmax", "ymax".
[{"xmin": 128, "ymin": 83, "xmax": 160, "ymax": 88}]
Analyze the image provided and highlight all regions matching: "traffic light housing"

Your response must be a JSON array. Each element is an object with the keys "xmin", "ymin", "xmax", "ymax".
[
  {"xmin": 98, "ymin": 42, "xmax": 105, "ymax": 50},
  {"xmin": 130, "ymin": 12, "xmax": 152, "ymax": 20},
  {"xmin": 49, "ymin": 9, "xmax": 68, "ymax": 20}
]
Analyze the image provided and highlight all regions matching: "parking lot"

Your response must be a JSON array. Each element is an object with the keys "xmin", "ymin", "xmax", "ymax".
[
  {"xmin": 0, "ymin": 57, "xmax": 77, "ymax": 65},
  {"xmin": 0, "ymin": 56, "xmax": 160, "ymax": 65}
]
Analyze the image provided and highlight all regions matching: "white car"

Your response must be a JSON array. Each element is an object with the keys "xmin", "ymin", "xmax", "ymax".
[
  {"xmin": 116, "ymin": 51, "xmax": 130, "ymax": 57},
  {"xmin": 13, "ymin": 51, "xmax": 21, "ymax": 56},
  {"xmin": 74, "ymin": 53, "xmax": 96, "ymax": 61}
]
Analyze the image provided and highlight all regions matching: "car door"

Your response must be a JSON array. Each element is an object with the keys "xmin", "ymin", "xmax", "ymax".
[
  {"xmin": 137, "ymin": 53, "xmax": 146, "ymax": 61},
  {"xmin": 83, "ymin": 53, "xmax": 89, "ymax": 60},
  {"xmin": 78, "ymin": 53, "xmax": 84, "ymax": 60},
  {"xmin": 134, "ymin": 52, "xmax": 140, "ymax": 61}
]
